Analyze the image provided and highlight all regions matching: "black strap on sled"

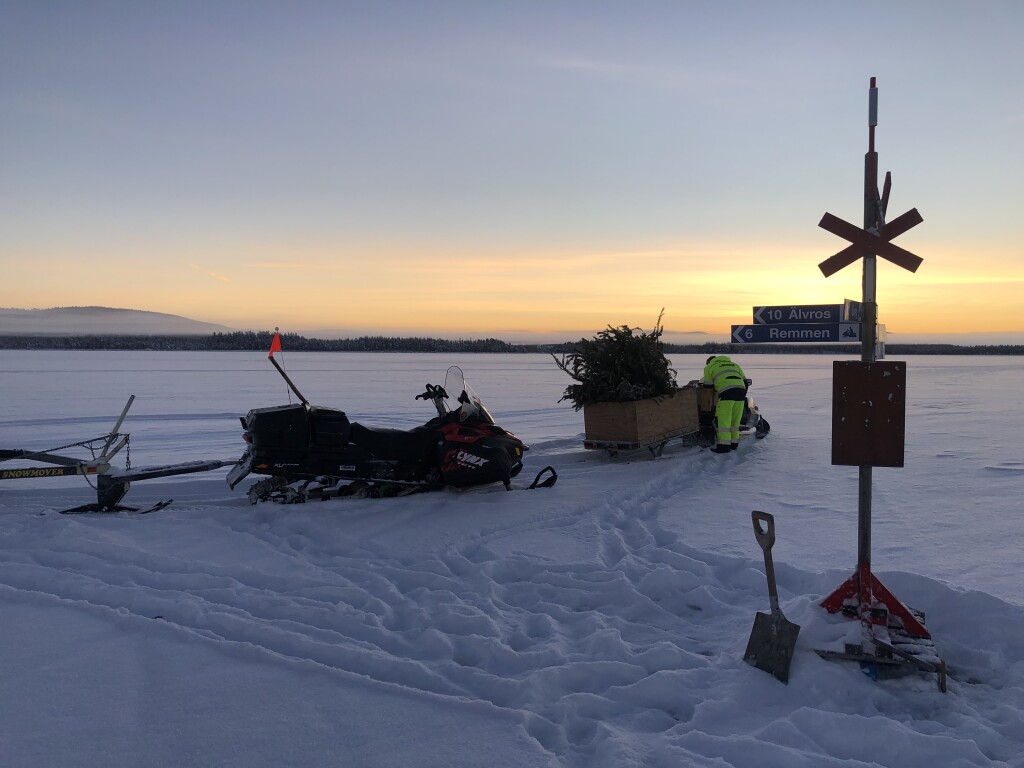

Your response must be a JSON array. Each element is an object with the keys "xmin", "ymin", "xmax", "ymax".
[{"xmin": 527, "ymin": 466, "xmax": 558, "ymax": 489}]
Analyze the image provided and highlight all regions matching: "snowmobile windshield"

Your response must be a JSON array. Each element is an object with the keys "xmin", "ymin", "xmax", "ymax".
[{"xmin": 444, "ymin": 365, "xmax": 496, "ymax": 425}]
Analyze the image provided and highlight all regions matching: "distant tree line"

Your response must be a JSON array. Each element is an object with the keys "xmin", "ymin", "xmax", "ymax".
[
  {"xmin": 0, "ymin": 332, "xmax": 1021, "ymax": 356},
  {"xmin": 0, "ymin": 331, "xmax": 522, "ymax": 354}
]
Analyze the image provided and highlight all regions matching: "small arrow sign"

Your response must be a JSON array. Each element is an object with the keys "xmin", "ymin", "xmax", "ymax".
[{"xmin": 843, "ymin": 299, "xmax": 863, "ymax": 322}]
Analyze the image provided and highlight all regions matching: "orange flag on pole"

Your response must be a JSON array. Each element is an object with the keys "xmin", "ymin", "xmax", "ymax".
[{"xmin": 268, "ymin": 331, "xmax": 282, "ymax": 358}]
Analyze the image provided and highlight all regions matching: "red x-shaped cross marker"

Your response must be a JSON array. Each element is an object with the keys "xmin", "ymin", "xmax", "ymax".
[{"xmin": 818, "ymin": 209, "xmax": 923, "ymax": 277}]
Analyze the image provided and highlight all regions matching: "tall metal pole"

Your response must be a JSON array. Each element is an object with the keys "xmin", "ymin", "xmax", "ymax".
[
  {"xmin": 858, "ymin": 77, "xmax": 880, "ymax": 616},
  {"xmin": 818, "ymin": 77, "xmax": 932, "ymax": 649},
  {"xmin": 863, "ymin": 77, "xmax": 880, "ymax": 363}
]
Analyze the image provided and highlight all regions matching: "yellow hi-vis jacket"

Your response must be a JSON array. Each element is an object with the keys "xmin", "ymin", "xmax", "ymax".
[{"xmin": 703, "ymin": 355, "xmax": 747, "ymax": 395}]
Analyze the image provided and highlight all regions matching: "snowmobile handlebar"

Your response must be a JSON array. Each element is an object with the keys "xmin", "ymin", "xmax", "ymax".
[
  {"xmin": 415, "ymin": 384, "xmax": 448, "ymax": 402},
  {"xmin": 416, "ymin": 384, "xmax": 451, "ymax": 418}
]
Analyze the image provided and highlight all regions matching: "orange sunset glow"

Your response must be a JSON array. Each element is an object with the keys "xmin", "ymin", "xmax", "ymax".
[{"xmin": 2, "ymin": 4, "xmax": 1022, "ymax": 344}]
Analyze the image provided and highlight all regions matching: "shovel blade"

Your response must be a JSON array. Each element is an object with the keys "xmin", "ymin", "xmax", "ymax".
[{"xmin": 744, "ymin": 610, "xmax": 800, "ymax": 684}]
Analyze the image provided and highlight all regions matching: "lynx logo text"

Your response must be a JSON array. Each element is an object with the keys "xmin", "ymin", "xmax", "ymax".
[{"xmin": 447, "ymin": 450, "xmax": 489, "ymax": 470}]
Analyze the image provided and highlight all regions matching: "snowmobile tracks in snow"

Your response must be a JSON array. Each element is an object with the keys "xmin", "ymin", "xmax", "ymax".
[
  {"xmin": 245, "ymin": 466, "xmax": 557, "ymax": 505},
  {"xmin": 7, "ymin": 447, "xmax": 978, "ymax": 765},
  {"xmin": 4, "ymin": 458, "xmax": 770, "ymax": 765}
]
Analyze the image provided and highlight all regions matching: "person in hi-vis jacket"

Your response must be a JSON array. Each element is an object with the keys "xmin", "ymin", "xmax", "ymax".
[{"xmin": 702, "ymin": 355, "xmax": 747, "ymax": 454}]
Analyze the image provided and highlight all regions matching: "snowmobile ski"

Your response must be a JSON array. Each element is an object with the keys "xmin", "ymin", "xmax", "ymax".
[{"xmin": 59, "ymin": 499, "xmax": 173, "ymax": 515}]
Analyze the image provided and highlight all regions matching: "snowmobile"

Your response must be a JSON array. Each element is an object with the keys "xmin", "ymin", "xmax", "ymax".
[
  {"xmin": 226, "ymin": 365, "xmax": 555, "ymax": 503},
  {"xmin": 697, "ymin": 380, "xmax": 771, "ymax": 446}
]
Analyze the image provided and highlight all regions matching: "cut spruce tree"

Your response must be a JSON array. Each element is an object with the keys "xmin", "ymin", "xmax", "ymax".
[
  {"xmin": 553, "ymin": 310, "xmax": 678, "ymax": 410},
  {"xmin": 554, "ymin": 311, "xmax": 699, "ymax": 448}
]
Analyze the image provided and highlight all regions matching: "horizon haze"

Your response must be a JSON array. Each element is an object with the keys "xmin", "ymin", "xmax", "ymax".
[{"xmin": 2, "ymin": 305, "xmax": 1022, "ymax": 347}]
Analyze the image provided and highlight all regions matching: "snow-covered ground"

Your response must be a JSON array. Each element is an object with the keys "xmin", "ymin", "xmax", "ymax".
[{"xmin": 1, "ymin": 351, "xmax": 1022, "ymax": 767}]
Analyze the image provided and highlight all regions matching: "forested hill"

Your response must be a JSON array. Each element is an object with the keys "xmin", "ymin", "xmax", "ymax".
[{"xmin": 1, "ymin": 330, "xmax": 1022, "ymax": 355}]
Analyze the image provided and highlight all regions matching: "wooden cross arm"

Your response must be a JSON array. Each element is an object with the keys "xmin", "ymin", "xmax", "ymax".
[{"xmin": 817, "ymin": 209, "xmax": 924, "ymax": 277}]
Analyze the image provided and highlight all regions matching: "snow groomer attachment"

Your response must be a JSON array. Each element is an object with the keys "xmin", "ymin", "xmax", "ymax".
[{"xmin": 0, "ymin": 395, "xmax": 235, "ymax": 514}]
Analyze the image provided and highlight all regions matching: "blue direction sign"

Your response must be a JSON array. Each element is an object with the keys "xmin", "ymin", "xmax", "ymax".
[
  {"xmin": 732, "ymin": 323, "xmax": 862, "ymax": 344},
  {"xmin": 754, "ymin": 304, "xmax": 842, "ymax": 324},
  {"xmin": 752, "ymin": 300, "xmax": 862, "ymax": 324}
]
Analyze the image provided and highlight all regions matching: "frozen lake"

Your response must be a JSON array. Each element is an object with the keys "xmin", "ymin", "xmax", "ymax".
[
  {"xmin": 2, "ymin": 348, "xmax": 1020, "ymax": 471},
  {"xmin": 2, "ymin": 349, "xmax": 1021, "ymax": 601}
]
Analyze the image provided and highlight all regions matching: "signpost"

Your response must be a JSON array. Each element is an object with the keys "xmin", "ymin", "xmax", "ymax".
[
  {"xmin": 732, "ymin": 299, "xmax": 866, "ymax": 346},
  {"xmin": 813, "ymin": 78, "xmax": 943, "ymax": 688}
]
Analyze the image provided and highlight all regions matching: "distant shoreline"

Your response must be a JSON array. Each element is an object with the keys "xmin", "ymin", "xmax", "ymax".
[{"xmin": 1, "ymin": 332, "xmax": 1021, "ymax": 356}]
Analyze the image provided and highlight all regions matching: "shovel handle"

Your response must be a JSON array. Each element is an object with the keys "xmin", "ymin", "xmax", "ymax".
[
  {"xmin": 751, "ymin": 510, "xmax": 780, "ymax": 604},
  {"xmin": 751, "ymin": 510, "xmax": 775, "ymax": 551}
]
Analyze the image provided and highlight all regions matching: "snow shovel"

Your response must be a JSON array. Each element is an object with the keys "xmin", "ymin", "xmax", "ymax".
[{"xmin": 744, "ymin": 510, "xmax": 800, "ymax": 684}]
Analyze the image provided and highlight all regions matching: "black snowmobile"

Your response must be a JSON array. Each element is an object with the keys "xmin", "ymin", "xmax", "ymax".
[
  {"xmin": 227, "ymin": 365, "xmax": 554, "ymax": 503},
  {"xmin": 697, "ymin": 380, "xmax": 771, "ymax": 446}
]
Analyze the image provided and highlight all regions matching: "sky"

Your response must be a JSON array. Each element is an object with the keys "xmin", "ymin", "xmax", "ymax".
[
  {"xmin": 1, "ymin": 1, "xmax": 1022, "ymax": 342},
  {"xmin": 2, "ymin": 352, "xmax": 1024, "ymax": 766}
]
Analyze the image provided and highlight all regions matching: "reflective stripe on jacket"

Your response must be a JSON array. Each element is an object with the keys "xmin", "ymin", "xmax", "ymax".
[{"xmin": 703, "ymin": 356, "xmax": 746, "ymax": 394}]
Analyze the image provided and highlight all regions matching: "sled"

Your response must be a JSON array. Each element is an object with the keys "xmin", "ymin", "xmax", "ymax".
[
  {"xmin": 582, "ymin": 428, "xmax": 702, "ymax": 458},
  {"xmin": 582, "ymin": 382, "xmax": 770, "ymax": 457}
]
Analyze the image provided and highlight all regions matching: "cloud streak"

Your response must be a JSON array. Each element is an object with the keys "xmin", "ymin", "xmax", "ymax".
[{"xmin": 188, "ymin": 263, "xmax": 231, "ymax": 283}]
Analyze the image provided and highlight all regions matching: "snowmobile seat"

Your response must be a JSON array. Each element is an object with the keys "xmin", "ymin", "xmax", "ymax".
[{"xmin": 348, "ymin": 423, "xmax": 439, "ymax": 464}]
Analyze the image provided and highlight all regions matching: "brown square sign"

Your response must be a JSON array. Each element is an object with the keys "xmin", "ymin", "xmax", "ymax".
[{"xmin": 832, "ymin": 361, "xmax": 906, "ymax": 467}]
